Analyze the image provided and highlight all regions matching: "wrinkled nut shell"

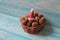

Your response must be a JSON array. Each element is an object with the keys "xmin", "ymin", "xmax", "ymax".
[
  {"xmin": 32, "ymin": 22, "xmax": 38, "ymax": 27},
  {"xmin": 25, "ymin": 18, "xmax": 29, "ymax": 23},
  {"xmin": 20, "ymin": 17, "xmax": 25, "ymax": 21},
  {"xmin": 35, "ymin": 16, "xmax": 40, "ymax": 22},
  {"xmin": 39, "ymin": 17, "xmax": 46, "ymax": 24},
  {"xmin": 21, "ymin": 20, "xmax": 27, "ymax": 25}
]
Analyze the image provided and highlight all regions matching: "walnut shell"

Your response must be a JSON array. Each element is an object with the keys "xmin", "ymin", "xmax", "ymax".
[
  {"xmin": 35, "ymin": 16, "xmax": 40, "ymax": 22},
  {"xmin": 32, "ymin": 22, "xmax": 38, "ymax": 27},
  {"xmin": 20, "ymin": 17, "xmax": 25, "ymax": 21},
  {"xmin": 39, "ymin": 17, "xmax": 46, "ymax": 24}
]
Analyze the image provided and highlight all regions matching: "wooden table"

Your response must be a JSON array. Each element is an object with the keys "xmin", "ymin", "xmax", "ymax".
[{"xmin": 0, "ymin": 0, "xmax": 60, "ymax": 40}]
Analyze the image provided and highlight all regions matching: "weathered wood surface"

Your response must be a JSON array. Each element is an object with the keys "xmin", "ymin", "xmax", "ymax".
[{"xmin": 0, "ymin": 0, "xmax": 60, "ymax": 40}]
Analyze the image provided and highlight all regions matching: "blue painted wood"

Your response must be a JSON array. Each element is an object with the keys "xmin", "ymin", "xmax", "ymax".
[{"xmin": 0, "ymin": 0, "xmax": 60, "ymax": 40}]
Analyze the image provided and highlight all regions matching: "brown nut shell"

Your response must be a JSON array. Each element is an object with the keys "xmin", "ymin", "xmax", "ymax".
[
  {"xmin": 35, "ymin": 16, "xmax": 40, "ymax": 22},
  {"xmin": 39, "ymin": 17, "xmax": 46, "ymax": 24},
  {"xmin": 20, "ymin": 17, "xmax": 25, "ymax": 21},
  {"xmin": 32, "ymin": 22, "xmax": 38, "ymax": 27},
  {"xmin": 21, "ymin": 20, "xmax": 27, "ymax": 25}
]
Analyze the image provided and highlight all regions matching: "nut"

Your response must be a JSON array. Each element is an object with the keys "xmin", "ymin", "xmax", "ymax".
[
  {"xmin": 39, "ymin": 17, "xmax": 46, "ymax": 24},
  {"xmin": 32, "ymin": 22, "xmax": 38, "ymax": 27},
  {"xmin": 20, "ymin": 17, "xmax": 25, "ymax": 21},
  {"xmin": 35, "ymin": 16, "xmax": 40, "ymax": 22},
  {"xmin": 21, "ymin": 20, "xmax": 27, "ymax": 25}
]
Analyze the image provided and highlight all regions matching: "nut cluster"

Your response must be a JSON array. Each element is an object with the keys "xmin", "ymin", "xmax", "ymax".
[
  {"xmin": 20, "ymin": 13, "xmax": 46, "ymax": 34},
  {"xmin": 20, "ymin": 13, "xmax": 45, "ymax": 27}
]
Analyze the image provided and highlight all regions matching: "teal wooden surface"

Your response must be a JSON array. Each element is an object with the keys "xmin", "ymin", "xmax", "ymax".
[{"xmin": 0, "ymin": 0, "xmax": 60, "ymax": 40}]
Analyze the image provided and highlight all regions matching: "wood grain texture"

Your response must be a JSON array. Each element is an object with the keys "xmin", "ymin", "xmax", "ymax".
[{"xmin": 0, "ymin": 0, "xmax": 60, "ymax": 40}]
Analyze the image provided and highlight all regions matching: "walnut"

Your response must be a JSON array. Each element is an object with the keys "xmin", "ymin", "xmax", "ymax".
[
  {"xmin": 39, "ymin": 17, "xmax": 46, "ymax": 24},
  {"xmin": 32, "ymin": 22, "xmax": 38, "ymax": 27}
]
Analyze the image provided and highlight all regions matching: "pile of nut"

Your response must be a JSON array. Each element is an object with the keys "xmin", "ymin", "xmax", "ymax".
[
  {"xmin": 20, "ymin": 13, "xmax": 46, "ymax": 34},
  {"xmin": 20, "ymin": 13, "xmax": 46, "ymax": 27}
]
